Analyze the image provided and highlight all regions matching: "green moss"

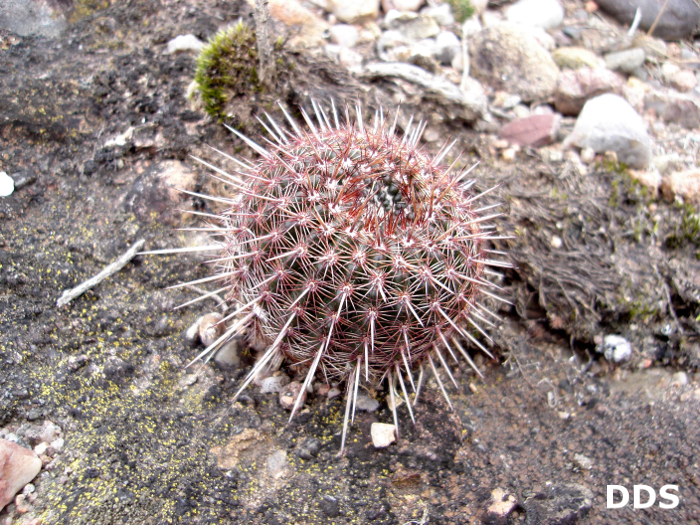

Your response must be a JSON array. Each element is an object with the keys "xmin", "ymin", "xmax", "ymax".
[
  {"xmin": 666, "ymin": 202, "xmax": 700, "ymax": 255},
  {"xmin": 447, "ymin": 0, "xmax": 475, "ymax": 23},
  {"xmin": 193, "ymin": 22, "xmax": 260, "ymax": 122}
]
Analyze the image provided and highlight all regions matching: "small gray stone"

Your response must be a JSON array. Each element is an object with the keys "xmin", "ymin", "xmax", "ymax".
[
  {"xmin": 565, "ymin": 94, "xmax": 652, "ymax": 168},
  {"xmin": 604, "ymin": 48, "xmax": 645, "ymax": 74},
  {"xmin": 355, "ymin": 395, "xmax": 380, "ymax": 412},
  {"xmin": 388, "ymin": 12, "xmax": 441, "ymax": 40}
]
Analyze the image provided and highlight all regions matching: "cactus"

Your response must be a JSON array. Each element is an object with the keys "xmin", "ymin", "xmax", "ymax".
[{"xmin": 148, "ymin": 101, "xmax": 510, "ymax": 452}]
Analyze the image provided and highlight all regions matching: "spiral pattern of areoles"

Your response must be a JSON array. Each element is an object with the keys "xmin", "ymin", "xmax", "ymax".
[{"xmin": 185, "ymin": 102, "xmax": 510, "ymax": 453}]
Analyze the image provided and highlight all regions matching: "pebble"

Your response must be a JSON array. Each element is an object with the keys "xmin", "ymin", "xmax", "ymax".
[
  {"xmin": 505, "ymin": 0, "xmax": 565, "ymax": 29},
  {"xmin": 383, "ymin": 0, "xmax": 424, "ymax": 11},
  {"xmin": 328, "ymin": 24, "xmax": 360, "ymax": 47},
  {"xmin": 199, "ymin": 312, "xmax": 224, "ymax": 347},
  {"xmin": 420, "ymin": 3, "xmax": 454, "ymax": 26},
  {"xmin": 671, "ymin": 371, "xmax": 688, "ymax": 387},
  {"xmin": 550, "ymin": 235, "xmax": 563, "ymax": 248},
  {"xmin": 599, "ymin": 334, "xmax": 633, "ymax": 363},
  {"xmin": 260, "ymin": 375, "xmax": 291, "ymax": 394},
  {"xmin": 213, "ymin": 337, "xmax": 241, "ymax": 367},
  {"xmin": 555, "ymin": 67, "xmax": 625, "ymax": 116},
  {"xmin": 370, "ymin": 423, "xmax": 396, "ymax": 448},
  {"xmin": 565, "ymin": 93, "xmax": 652, "ymax": 168},
  {"xmin": 662, "ymin": 169, "xmax": 700, "ymax": 204},
  {"xmin": 0, "ymin": 439, "xmax": 42, "ymax": 509},
  {"xmin": 552, "ymin": 47, "xmax": 605, "ymax": 70},
  {"xmin": 387, "ymin": 12, "xmax": 440, "ymax": 40},
  {"xmin": 661, "ymin": 62, "xmax": 697, "ymax": 92},
  {"xmin": 165, "ymin": 34, "xmax": 204, "ymax": 54},
  {"xmin": 0, "ymin": 172, "xmax": 14, "ymax": 197},
  {"xmin": 329, "ymin": 0, "xmax": 379, "ymax": 23},
  {"xmin": 279, "ymin": 381, "xmax": 306, "ymax": 410},
  {"xmin": 484, "ymin": 488, "xmax": 518, "ymax": 520},
  {"xmin": 470, "ymin": 23, "xmax": 560, "ymax": 103},
  {"xmin": 603, "ymin": 48, "xmax": 645, "ymax": 74},
  {"xmin": 434, "ymin": 31, "xmax": 460, "ymax": 65},
  {"xmin": 499, "ymin": 113, "xmax": 560, "ymax": 147},
  {"xmin": 355, "ymin": 395, "xmax": 380, "ymax": 412},
  {"xmin": 573, "ymin": 453, "xmax": 593, "ymax": 470},
  {"xmin": 266, "ymin": 449, "xmax": 288, "ymax": 478}
]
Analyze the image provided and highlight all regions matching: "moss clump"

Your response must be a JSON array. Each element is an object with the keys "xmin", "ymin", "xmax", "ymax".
[
  {"xmin": 447, "ymin": 0, "xmax": 475, "ymax": 23},
  {"xmin": 194, "ymin": 22, "xmax": 260, "ymax": 122},
  {"xmin": 666, "ymin": 202, "xmax": 700, "ymax": 257}
]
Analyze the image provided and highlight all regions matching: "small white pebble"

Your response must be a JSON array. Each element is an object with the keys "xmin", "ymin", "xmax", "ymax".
[
  {"xmin": 574, "ymin": 453, "xmax": 593, "ymax": 470},
  {"xmin": 327, "ymin": 387, "xmax": 342, "ymax": 399},
  {"xmin": 502, "ymin": 147, "xmax": 517, "ymax": 162},
  {"xmin": 355, "ymin": 395, "xmax": 380, "ymax": 412},
  {"xmin": 550, "ymin": 235, "xmax": 563, "ymax": 249},
  {"xmin": 371, "ymin": 423, "xmax": 396, "ymax": 448},
  {"xmin": 34, "ymin": 443, "xmax": 48, "ymax": 456},
  {"xmin": 260, "ymin": 375, "xmax": 290, "ymax": 394},
  {"xmin": 166, "ymin": 34, "xmax": 205, "ymax": 54},
  {"xmin": 580, "ymin": 147, "xmax": 595, "ymax": 164},
  {"xmin": 0, "ymin": 171, "xmax": 14, "ymax": 197}
]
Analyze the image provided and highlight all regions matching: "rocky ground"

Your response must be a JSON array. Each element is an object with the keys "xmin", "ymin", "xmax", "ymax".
[{"xmin": 1, "ymin": 0, "xmax": 700, "ymax": 523}]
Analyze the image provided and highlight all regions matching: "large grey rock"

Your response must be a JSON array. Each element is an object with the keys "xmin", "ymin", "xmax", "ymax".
[
  {"xmin": 470, "ymin": 23, "xmax": 560, "ymax": 102},
  {"xmin": 565, "ymin": 94, "xmax": 652, "ymax": 168},
  {"xmin": 596, "ymin": 0, "xmax": 700, "ymax": 40},
  {"xmin": 0, "ymin": 0, "xmax": 66, "ymax": 37},
  {"xmin": 505, "ymin": 0, "xmax": 565, "ymax": 29}
]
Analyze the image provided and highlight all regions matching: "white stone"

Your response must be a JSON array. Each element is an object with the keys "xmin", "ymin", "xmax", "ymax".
[
  {"xmin": 481, "ymin": 9, "xmax": 505, "ymax": 28},
  {"xmin": 371, "ymin": 423, "xmax": 396, "ymax": 448},
  {"xmin": 392, "ymin": 0, "xmax": 424, "ymax": 11},
  {"xmin": 565, "ymin": 94, "xmax": 652, "ymax": 169},
  {"xmin": 260, "ymin": 375, "xmax": 291, "ymax": 394},
  {"xmin": 574, "ymin": 453, "xmax": 593, "ymax": 470},
  {"xmin": 461, "ymin": 17, "xmax": 483, "ymax": 38},
  {"xmin": 420, "ymin": 3, "xmax": 454, "ymax": 25},
  {"xmin": 166, "ymin": 34, "xmax": 205, "ymax": 54},
  {"xmin": 329, "ymin": 0, "xmax": 379, "ymax": 23},
  {"xmin": 601, "ymin": 334, "xmax": 632, "ymax": 363},
  {"xmin": 214, "ymin": 338, "xmax": 241, "ymax": 367},
  {"xmin": 328, "ymin": 23, "xmax": 360, "ymax": 47},
  {"xmin": 0, "ymin": 171, "xmax": 14, "ymax": 197},
  {"xmin": 435, "ymin": 31, "xmax": 461, "ymax": 65},
  {"xmin": 505, "ymin": 0, "xmax": 564, "ymax": 29}
]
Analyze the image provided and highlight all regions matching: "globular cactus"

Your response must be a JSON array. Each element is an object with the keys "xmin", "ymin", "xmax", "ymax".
[{"xmin": 149, "ymin": 101, "xmax": 510, "ymax": 452}]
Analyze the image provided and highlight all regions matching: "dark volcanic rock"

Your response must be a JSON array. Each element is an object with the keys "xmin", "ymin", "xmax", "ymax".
[{"xmin": 596, "ymin": 0, "xmax": 700, "ymax": 40}]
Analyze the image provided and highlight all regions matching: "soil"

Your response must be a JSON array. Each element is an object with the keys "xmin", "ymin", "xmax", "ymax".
[{"xmin": 1, "ymin": 0, "xmax": 699, "ymax": 524}]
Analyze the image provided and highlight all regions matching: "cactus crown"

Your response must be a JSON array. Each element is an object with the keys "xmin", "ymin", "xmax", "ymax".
[{"xmin": 155, "ymin": 101, "xmax": 510, "ymax": 452}]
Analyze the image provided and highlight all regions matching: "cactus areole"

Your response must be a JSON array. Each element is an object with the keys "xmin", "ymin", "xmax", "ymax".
[{"xmin": 151, "ymin": 102, "xmax": 510, "ymax": 452}]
